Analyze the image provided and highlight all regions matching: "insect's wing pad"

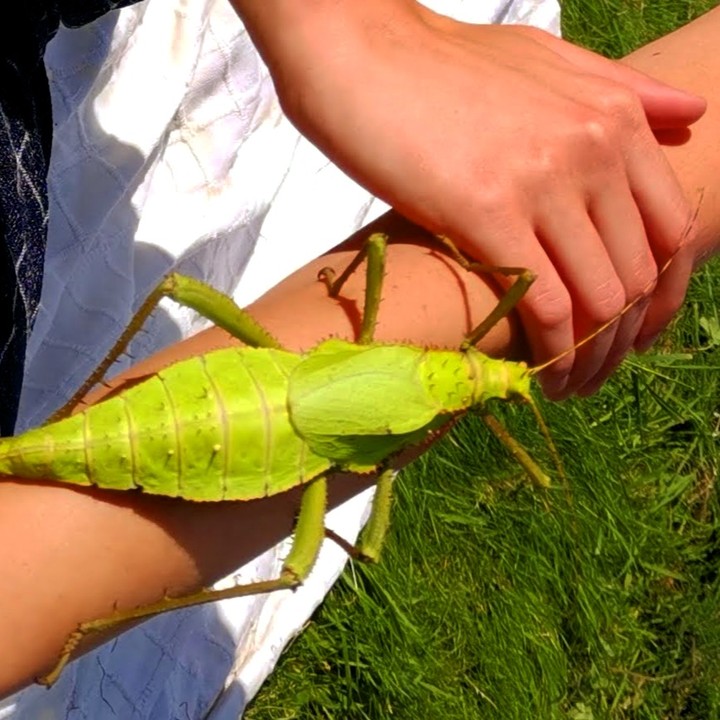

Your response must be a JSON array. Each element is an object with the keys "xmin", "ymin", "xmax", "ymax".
[{"xmin": 288, "ymin": 340, "xmax": 438, "ymax": 437}]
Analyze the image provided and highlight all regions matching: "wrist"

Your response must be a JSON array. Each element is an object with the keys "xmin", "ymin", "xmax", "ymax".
[{"xmin": 229, "ymin": 0, "xmax": 420, "ymax": 111}]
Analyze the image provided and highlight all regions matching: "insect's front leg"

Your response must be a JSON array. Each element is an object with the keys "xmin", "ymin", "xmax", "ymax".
[{"xmin": 318, "ymin": 232, "xmax": 388, "ymax": 344}]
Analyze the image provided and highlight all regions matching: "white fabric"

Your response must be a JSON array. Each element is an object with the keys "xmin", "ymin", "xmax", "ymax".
[{"xmin": 0, "ymin": 0, "xmax": 560, "ymax": 717}]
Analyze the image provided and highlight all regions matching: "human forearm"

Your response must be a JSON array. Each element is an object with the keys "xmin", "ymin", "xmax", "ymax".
[{"xmin": 0, "ymin": 214, "xmax": 514, "ymax": 698}]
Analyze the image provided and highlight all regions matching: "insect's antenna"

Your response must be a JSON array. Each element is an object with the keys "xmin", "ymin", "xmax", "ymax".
[
  {"xmin": 530, "ymin": 196, "xmax": 703, "ymax": 377},
  {"xmin": 528, "ymin": 289, "xmax": 649, "ymax": 376}
]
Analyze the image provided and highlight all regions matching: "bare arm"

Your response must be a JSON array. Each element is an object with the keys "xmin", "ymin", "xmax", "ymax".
[{"xmin": 0, "ymin": 214, "xmax": 518, "ymax": 697}]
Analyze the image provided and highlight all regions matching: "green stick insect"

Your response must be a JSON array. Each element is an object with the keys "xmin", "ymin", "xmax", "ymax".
[{"xmin": 0, "ymin": 232, "xmax": 560, "ymax": 686}]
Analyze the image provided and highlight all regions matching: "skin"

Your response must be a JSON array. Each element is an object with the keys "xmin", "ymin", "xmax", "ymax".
[
  {"xmin": 2, "ymin": 4, "xmax": 720, "ymax": 699},
  {"xmin": 234, "ymin": 0, "xmax": 707, "ymax": 397}
]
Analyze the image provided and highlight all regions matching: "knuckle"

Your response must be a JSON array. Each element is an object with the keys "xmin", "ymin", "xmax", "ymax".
[
  {"xmin": 473, "ymin": 179, "xmax": 514, "ymax": 214},
  {"xmin": 573, "ymin": 90, "xmax": 643, "ymax": 154},
  {"xmin": 468, "ymin": 181, "xmax": 518, "ymax": 229},
  {"xmin": 586, "ymin": 285, "xmax": 626, "ymax": 327},
  {"xmin": 627, "ymin": 268, "xmax": 658, "ymax": 302},
  {"xmin": 572, "ymin": 111, "xmax": 620, "ymax": 161},
  {"xmin": 662, "ymin": 217, "xmax": 697, "ymax": 258},
  {"xmin": 532, "ymin": 287, "xmax": 573, "ymax": 332},
  {"xmin": 614, "ymin": 254, "xmax": 660, "ymax": 308},
  {"xmin": 591, "ymin": 82, "xmax": 642, "ymax": 119},
  {"xmin": 578, "ymin": 111, "xmax": 613, "ymax": 144}
]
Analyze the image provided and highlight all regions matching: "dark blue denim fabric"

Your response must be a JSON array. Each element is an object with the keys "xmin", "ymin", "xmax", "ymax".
[{"xmin": 0, "ymin": 1, "xmax": 141, "ymax": 435}]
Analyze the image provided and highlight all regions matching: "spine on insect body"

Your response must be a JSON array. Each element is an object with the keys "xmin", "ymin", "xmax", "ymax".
[
  {"xmin": 0, "ymin": 347, "xmax": 330, "ymax": 501},
  {"xmin": 420, "ymin": 346, "xmax": 533, "ymax": 410}
]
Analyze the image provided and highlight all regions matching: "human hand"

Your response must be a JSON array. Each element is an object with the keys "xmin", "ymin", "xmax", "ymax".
[{"xmin": 236, "ymin": 0, "xmax": 706, "ymax": 398}]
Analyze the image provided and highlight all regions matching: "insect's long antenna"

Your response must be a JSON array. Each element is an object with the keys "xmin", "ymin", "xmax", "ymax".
[
  {"xmin": 528, "ymin": 283, "xmax": 654, "ymax": 376},
  {"xmin": 530, "ymin": 196, "xmax": 703, "ymax": 377}
]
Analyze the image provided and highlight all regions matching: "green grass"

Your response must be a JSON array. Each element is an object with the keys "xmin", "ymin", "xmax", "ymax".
[{"xmin": 246, "ymin": 3, "xmax": 720, "ymax": 718}]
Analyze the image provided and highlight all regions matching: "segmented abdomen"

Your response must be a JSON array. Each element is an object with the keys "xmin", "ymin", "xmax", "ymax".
[{"xmin": 0, "ymin": 347, "xmax": 331, "ymax": 501}]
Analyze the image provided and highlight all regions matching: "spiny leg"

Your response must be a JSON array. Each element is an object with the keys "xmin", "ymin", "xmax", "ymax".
[
  {"xmin": 324, "ymin": 467, "xmax": 395, "ymax": 563},
  {"xmin": 481, "ymin": 398, "xmax": 569, "ymax": 502},
  {"xmin": 39, "ymin": 474, "xmax": 329, "ymax": 687},
  {"xmin": 523, "ymin": 396, "xmax": 572, "ymax": 508},
  {"xmin": 435, "ymin": 235, "xmax": 535, "ymax": 349},
  {"xmin": 482, "ymin": 411, "xmax": 550, "ymax": 490},
  {"xmin": 523, "ymin": 397, "xmax": 567, "ymax": 486},
  {"xmin": 49, "ymin": 273, "xmax": 285, "ymax": 422},
  {"xmin": 319, "ymin": 233, "xmax": 387, "ymax": 344}
]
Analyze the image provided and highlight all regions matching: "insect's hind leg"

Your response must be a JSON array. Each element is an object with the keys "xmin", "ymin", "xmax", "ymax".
[
  {"xmin": 38, "ymin": 475, "xmax": 329, "ymax": 687},
  {"xmin": 49, "ymin": 273, "xmax": 285, "ymax": 422},
  {"xmin": 324, "ymin": 467, "xmax": 395, "ymax": 563},
  {"xmin": 318, "ymin": 233, "xmax": 387, "ymax": 344}
]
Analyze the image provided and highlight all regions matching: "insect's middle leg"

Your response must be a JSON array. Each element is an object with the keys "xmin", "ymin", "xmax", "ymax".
[
  {"xmin": 38, "ymin": 475, "xmax": 330, "ymax": 687},
  {"xmin": 318, "ymin": 232, "xmax": 388, "ymax": 344},
  {"xmin": 325, "ymin": 467, "xmax": 395, "ymax": 563}
]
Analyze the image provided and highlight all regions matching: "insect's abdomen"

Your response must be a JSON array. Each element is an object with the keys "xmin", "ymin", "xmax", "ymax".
[{"xmin": 0, "ymin": 348, "xmax": 330, "ymax": 501}]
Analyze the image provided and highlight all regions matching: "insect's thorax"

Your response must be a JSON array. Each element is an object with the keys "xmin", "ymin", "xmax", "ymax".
[{"xmin": 419, "ymin": 348, "xmax": 532, "ymax": 412}]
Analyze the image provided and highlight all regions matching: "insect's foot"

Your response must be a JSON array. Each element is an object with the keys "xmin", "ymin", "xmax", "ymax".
[{"xmin": 279, "ymin": 567, "xmax": 304, "ymax": 591}]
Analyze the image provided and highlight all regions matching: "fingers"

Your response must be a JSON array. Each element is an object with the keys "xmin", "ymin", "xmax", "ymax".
[
  {"xmin": 510, "ymin": 145, "xmax": 690, "ymax": 399},
  {"xmin": 521, "ymin": 27, "xmax": 707, "ymax": 128},
  {"xmin": 535, "ymin": 86, "xmax": 694, "ymax": 397},
  {"xmin": 559, "ymin": 177, "xmax": 656, "ymax": 397},
  {"xmin": 635, "ymin": 245, "xmax": 694, "ymax": 352}
]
